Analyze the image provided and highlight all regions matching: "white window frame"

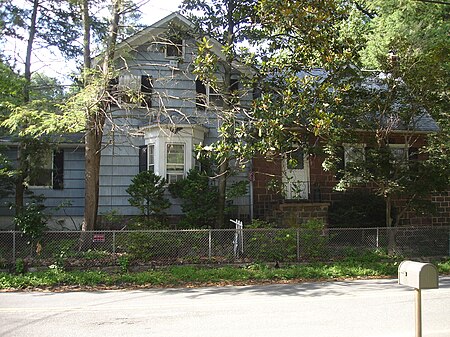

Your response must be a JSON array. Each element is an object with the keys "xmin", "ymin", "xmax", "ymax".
[
  {"xmin": 389, "ymin": 144, "xmax": 409, "ymax": 162},
  {"xmin": 148, "ymin": 144, "xmax": 155, "ymax": 173},
  {"xmin": 166, "ymin": 143, "xmax": 185, "ymax": 183},
  {"xmin": 343, "ymin": 143, "xmax": 365, "ymax": 168},
  {"xmin": 142, "ymin": 125, "xmax": 207, "ymax": 183}
]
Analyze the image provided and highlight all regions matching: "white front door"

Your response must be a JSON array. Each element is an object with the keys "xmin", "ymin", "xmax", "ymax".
[{"xmin": 282, "ymin": 150, "xmax": 310, "ymax": 200}]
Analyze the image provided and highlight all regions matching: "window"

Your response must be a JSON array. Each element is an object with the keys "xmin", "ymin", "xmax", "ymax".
[
  {"xmin": 117, "ymin": 74, "xmax": 153, "ymax": 107},
  {"xmin": 148, "ymin": 144, "xmax": 155, "ymax": 172},
  {"xmin": 287, "ymin": 149, "xmax": 304, "ymax": 170},
  {"xmin": 139, "ymin": 144, "xmax": 155, "ymax": 173},
  {"xmin": 140, "ymin": 75, "xmax": 153, "ymax": 108},
  {"xmin": 29, "ymin": 150, "xmax": 64, "ymax": 189},
  {"xmin": 141, "ymin": 125, "xmax": 207, "ymax": 182},
  {"xmin": 195, "ymin": 79, "xmax": 239, "ymax": 110},
  {"xmin": 29, "ymin": 151, "xmax": 53, "ymax": 187},
  {"xmin": 343, "ymin": 143, "xmax": 365, "ymax": 168},
  {"xmin": 165, "ymin": 37, "xmax": 183, "ymax": 58},
  {"xmin": 390, "ymin": 144, "xmax": 408, "ymax": 163},
  {"xmin": 166, "ymin": 144, "xmax": 185, "ymax": 183}
]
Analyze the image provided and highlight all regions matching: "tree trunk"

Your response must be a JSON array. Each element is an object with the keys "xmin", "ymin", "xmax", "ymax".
[
  {"xmin": 15, "ymin": 0, "xmax": 39, "ymax": 217},
  {"xmin": 216, "ymin": 159, "xmax": 228, "ymax": 228},
  {"xmin": 386, "ymin": 194, "xmax": 397, "ymax": 254},
  {"xmin": 81, "ymin": 0, "xmax": 121, "ymax": 231},
  {"xmin": 216, "ymin": 0, "xmax": 236, "ymax": 229}
]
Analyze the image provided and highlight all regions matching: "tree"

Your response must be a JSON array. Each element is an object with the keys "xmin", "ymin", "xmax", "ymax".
[
  {"xmin": 126, "ymin": 171, "xmax": 170, "ymax": 220},
  {"xmin": 320, "ymin": 0, "xmax": 449, "ymax": 250},
  {"xmin": 78, "ymin": 0, "xmax": 144, "ymax": 231},
  {"xmin": 181, "ymin": 0, "xmax": 258, "ymax": 228},
  {"xmin": 0, "ymin": 0, "xmax": 84, "ymax": 216}
]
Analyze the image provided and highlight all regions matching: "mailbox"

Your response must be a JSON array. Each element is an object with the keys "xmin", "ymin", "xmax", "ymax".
[{"xmin": 398, "ymin": 260, "xmax": 439, "ymax": 289}]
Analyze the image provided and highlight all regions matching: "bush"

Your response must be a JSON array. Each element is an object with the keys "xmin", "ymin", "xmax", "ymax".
[
  {"xmin": 328, "ymin": 190, "xmax": 386, "ymax": 228},
  {"xmin": 14, "ymin": 199, "xmax": 48, "ymax": 256},
  {"xmin": 126, "ymin": 171, "xmax": 170, "ymax": 221},
  {"xmin": 120, "ymin": 231, "xmax": 183, "ymax": 261},
  {"xmin": 169, "ymin": 169, "xmax": 219, "ymax": 228},
  {"xmin": 299, "ymin": 219, "xmax": 328, "ymax": 259},
  {"xmin": 246, "ymin": 220, "xmax": 297, "ymax": 262}
]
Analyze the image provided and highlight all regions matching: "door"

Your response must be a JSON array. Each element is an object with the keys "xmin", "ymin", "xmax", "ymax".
[{"xmin": 282, "ymin": 149, "xmax": 310, "ymax": 200}]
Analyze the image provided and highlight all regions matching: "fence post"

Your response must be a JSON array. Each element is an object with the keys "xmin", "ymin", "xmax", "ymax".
[
  {"xmin": 112, "ymin": 231, "xmax": 116, "ymax": 254},
  {"xmin": 12, "ymin": 231, "xmax": 16, "ymax": 265},
  {"xmin": 208, "ymin": 229, "xmax": 212, "ymax": 260},
  {"xmin": 376, "ymin": 228, "xmax": 379, "ymax": 248},
  {"xmin": 297, "ymin": 228, "xmax": 300, "ymax": 261}
]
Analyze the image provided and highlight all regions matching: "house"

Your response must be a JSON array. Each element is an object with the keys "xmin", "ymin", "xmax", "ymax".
[
  {"xmin": 0, "ymin": 12, "xmax": 253, "ymax": 230},
  {"xmin": 250, "ymin": 70, "xmax": 450, "ymax": 227},
  {"xmin": 0, "ymin": 13, "xmax": 448, "ymax": 230}
]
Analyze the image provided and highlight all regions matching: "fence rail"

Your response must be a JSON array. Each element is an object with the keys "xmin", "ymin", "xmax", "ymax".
[{"xmin": 0, "ymin": 226, "xmax": 449, "ymax": 269}]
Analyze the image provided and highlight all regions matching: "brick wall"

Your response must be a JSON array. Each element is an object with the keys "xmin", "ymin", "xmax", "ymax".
[
  {"xmin": 251, "ymin": 155, "xmax": 283, "ymax": 219},
  {"xmin": 432, "ymin": 191, "xmax": 450, "ymax": 226},
  {"xmin": 272, "ymin": 202, "xmax": 329, "ymax": 227},
  {"xmin": 252, "ymin": 153, "xmax": 450, "ymax": 227}
]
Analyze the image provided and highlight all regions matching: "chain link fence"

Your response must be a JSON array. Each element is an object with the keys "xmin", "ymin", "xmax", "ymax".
[{"xmin": 0, "ymin": 226, "xmax": 449, "ymax": 269}]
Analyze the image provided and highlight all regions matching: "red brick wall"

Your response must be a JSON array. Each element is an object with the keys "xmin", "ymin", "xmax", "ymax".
[
  {"xmin": 432, "ymin": 192, "xmax": 450, "ymax": 226},
  {"xmin": 252, "ymin": 149, "xmax": 450, "ymax": 227},
  {"xmin": 251, "ymin": 155, "xmax": 283, "ymax": 219}
]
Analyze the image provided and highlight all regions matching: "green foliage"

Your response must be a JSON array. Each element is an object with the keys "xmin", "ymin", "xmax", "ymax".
[
  {"xmin": 329, "ymin": 190, "xmax": 386, "ymax": 228},
  {"xmin": 0, "ymin": 61, "xmax": 24, "ymax": 108},
  {"xmin": 15, "ymin": 258, "xmax": 25, "ymax": 274},
  {"xmin": 14, "ymin": 201, "xmax": 48, "ymax": 245},
  {"xmin": 0, "ymin": 151, "xmax": 15, "ymax": 199},
  {"xmin": 246, "ymin": 220, "xmax": 297, "ymax": 261},
  {"xmin": 126, "ymin": 171, "xmax": 170, "ymax": 219},
  {"xmin": 169, "ymin": 169, "xmax": 219, "ymax": 228},
  {"xmin": 299, "ymin": 219, "xmax": 328, "ymax": 259},
  {"xmin": 120, "ymin": 232, "xmax": 182, "ymax": 261},
  {"xmin": 118, "ymin": 255, "xmax": 130, "ymax": 274},
  {"xmin": 6, "ymin": 255, "xmax": 447, "ymax": 290}
]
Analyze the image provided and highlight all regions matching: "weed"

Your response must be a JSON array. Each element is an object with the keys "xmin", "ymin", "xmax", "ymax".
[
  {"xmin": 118, "ymin": 255, "xmax": 130, "ymax": 274},
  {"xmin": 15, "ymin": 258, "xmax": 25, "ymax": 274}
]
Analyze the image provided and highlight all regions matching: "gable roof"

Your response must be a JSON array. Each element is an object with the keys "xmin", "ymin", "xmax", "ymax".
[
  {"xmin": 105, "ymin": 12, "xmax": 253, "ymax": 76},
  {"xmin": 115, "ymin": 12, "xmax": 194, "ymax": 54}
]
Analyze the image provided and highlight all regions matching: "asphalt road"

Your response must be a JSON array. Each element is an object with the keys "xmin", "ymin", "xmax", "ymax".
[{"xmin": 1, "ymin": 277, "xmax": 449, "ymax": 337}]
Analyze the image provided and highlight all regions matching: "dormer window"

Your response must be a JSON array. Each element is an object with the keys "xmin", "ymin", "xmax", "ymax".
[{"xmin": 165, "ymin": 37, "xmax": 183, "ymax": 58}]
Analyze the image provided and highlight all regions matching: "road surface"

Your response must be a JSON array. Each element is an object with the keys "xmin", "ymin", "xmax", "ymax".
[{"xmin": 1, "ymin": 277, "xmax": 449, "ymax": 337}]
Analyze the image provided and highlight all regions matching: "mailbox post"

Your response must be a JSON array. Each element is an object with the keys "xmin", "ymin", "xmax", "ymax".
[{"xmin": 398, "ymin": 261, "xmax": 439, "ymax": 337}]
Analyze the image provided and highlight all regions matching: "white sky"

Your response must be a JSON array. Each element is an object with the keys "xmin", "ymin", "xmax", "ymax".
[{"xmin": 4, "ymin": 0, "xmax": 183, "ymax": 83}]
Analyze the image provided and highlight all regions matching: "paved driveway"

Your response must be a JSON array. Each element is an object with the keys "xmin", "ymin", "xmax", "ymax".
[{"xmin": 1, "ymin": 277, "xmax": 449, "ymax": 337}]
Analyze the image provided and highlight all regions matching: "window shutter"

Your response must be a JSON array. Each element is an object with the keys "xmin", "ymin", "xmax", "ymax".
[
  {"xmin": 53, "ymin": 150, "xmax": 64, "ymax": 190},
  {"xmin": 141, "ymin": 75, "xmax": 153, "ymax": 108},
  {"xmin": 108, "ymin": 77, "xmax": 119, "ymax": 107},
  {"xmin": 196, "ymin": 79, "xmax": 207, "ymax": 110},
  {"xmin": 139, "ymin": 145, "xmax": 148, "ymax": 173}
]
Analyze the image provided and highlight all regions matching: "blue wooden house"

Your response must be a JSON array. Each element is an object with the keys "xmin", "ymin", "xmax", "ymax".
[{"xmin": 0, "ymin": 12, "xmax": 253, "ymax": 229}]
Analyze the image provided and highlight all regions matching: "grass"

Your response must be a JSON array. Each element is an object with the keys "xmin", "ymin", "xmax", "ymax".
[{"xmin": 1, "ymin": 255, "xmax": 449, "ymax": 291}]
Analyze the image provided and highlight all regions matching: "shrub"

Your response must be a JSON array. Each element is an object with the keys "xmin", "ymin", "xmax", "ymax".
[
  {"xmin": 126, "ymin": 171, "xmax": 170, "ymax": 219},
  {"xmin": 299, "ymin": 219, "xmax": 328, "ymax": 259},
  {"xmin": 14, "ymin": 198, "xmax": 48, "ymax": 256},
  {"xmin": 328, "ymin": 190, "xmax": 386, "ymax": 228},
  {"xmin": 246, "ymin": 220, "xmax": 297, "ymax": 262},
  {"xmin": 169, "ymin": 169, "xmax": 219, "ymax": 228}
]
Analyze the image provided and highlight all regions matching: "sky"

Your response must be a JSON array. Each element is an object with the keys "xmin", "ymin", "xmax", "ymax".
[{"xmin": 4, "ymin": 0, "xmax": 183, "ymax": 83}]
